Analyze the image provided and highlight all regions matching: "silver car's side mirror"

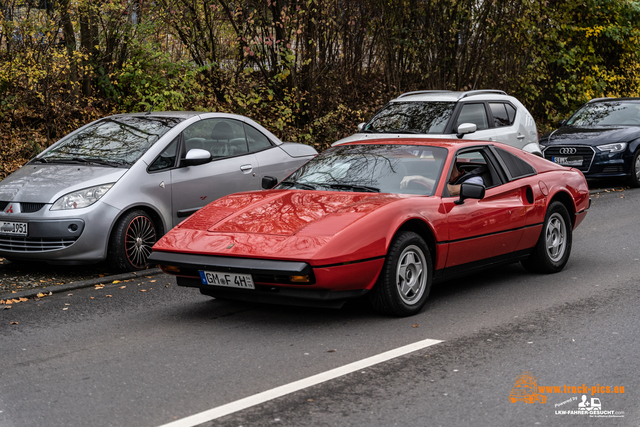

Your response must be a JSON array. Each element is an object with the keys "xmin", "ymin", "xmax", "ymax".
[
  {"xmin": 357, "ymin": 123, "xmax": 366, "ymax": 131},
  {"xmin": 456, "ymin": 123, "xmax": 477, "ymax": 138},
  {"xmin": 182, "ymin": 148, "xmax": 212, "ymax": 167}
]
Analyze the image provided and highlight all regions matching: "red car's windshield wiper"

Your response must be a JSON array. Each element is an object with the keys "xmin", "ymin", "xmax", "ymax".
[
  {"xmin": 278, "ymin": 180, "xmax": 316, "ymax": 190},
  {"xmin": 327, "ymin": 183, "xmax": 380, "ymax": 193}
]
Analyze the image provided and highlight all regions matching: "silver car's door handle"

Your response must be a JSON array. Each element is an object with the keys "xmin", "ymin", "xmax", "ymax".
[
  {"xmin": 240, "ymin": 164, "xmax": 253, "ymax": 173},
  {"xmin": 517, "ymin": 134, "xmax": 525, "ymax": 139}
]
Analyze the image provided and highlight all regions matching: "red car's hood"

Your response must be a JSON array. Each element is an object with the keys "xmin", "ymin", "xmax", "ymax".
[{"xmin": 154, "ymin": 190, "xmax": 405, "ymax": 261}]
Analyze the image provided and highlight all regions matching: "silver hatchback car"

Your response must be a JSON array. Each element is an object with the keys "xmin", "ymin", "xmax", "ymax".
[{"xmin": 0, "ymin": 112, "xmax": 317, "ymax": 271}]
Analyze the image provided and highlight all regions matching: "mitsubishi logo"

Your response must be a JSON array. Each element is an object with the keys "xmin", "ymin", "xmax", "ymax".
[
  {"xmin": 5, "ymin": 204, "xmax": 13, "ymax": 214},
  {"xmin": 559, "ymin": 147, "xmax": 577, "ymax": 155}
]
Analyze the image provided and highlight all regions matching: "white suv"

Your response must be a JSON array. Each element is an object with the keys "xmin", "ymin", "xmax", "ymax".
[{"xmin": 333, "ymin": 90, "xmax": 541, "ymax": 155}]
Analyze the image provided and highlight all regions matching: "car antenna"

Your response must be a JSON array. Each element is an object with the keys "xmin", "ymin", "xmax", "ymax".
[{"xmin": 146, "ymin": 102, "xmax": 156, "ymax": 115}]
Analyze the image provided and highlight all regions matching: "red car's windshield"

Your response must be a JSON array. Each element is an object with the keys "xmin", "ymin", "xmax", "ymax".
[{"xmin": 277, "ymin": 144, "xmax": 447, "ymax": 196}]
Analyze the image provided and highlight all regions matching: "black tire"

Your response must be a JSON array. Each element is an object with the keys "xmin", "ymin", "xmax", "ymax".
[
  {"xmin": 108, "ymin": 210, "xmax": 157, "ymax": 272},
  {"xmin": 369, "ymin": 231, "xmax": 432, "ymax": 317},
  {"xmin": 521, "ymin": 201, "xmax": 572, "ymax": 273},
  {"xmin": 627, "ymin": 150, "xmax": 640, "ymax": 188}
]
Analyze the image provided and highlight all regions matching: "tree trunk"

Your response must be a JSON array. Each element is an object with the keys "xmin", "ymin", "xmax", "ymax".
[{"xmin": 59, "ymin": 0, "xmax": 79, "ymax": 98}]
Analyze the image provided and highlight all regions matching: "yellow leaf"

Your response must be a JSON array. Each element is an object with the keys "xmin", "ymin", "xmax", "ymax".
[{"xmin": 112, "ymin": 280, "xmax": 121, "ymax": 284}]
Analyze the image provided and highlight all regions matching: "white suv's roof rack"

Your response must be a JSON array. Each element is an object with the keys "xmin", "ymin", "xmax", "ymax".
[
  {"xmin": 396, "ymin": 90, "xmax": 453, "ymax": 98},
  {"xmin": 458, "ymin": 90, "xmax": 507, "ymax": 99},
  {"xmin": 396, "ymin": 89, "xmax": 508, "ymax": 100}
]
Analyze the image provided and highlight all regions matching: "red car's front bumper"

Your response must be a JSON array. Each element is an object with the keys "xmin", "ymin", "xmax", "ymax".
[{"xmin": 149, "ymin": 250, "xmax": 384, "ymax": 308}]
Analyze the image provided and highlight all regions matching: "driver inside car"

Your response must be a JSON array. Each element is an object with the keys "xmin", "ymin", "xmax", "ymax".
[{"xmin": 400, "ymin": 160, "xmax": 484, "ymax": 196}]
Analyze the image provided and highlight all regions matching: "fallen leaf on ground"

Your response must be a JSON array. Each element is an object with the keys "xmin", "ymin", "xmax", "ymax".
[
  {"xmin": 112, "ymin": 280, "xmax": 121, "ymax": 284},
  {"xmin": 412, "ymin": 324, "xmax": 419, "ymax": 328}
]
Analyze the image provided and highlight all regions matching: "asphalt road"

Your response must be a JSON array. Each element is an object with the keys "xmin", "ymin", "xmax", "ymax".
[{"xmin": 1, "ymin": 184, "xmax": 638, "ymax": 427}]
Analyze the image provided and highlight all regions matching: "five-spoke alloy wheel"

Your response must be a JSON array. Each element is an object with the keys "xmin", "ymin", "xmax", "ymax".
[
  {"xmin": 522, "ymin": 201, "xmax": 572, "ymax": 273},
  {"xmin": 369, "ymin": 231, "xmax": 432, "ymax": 317}
]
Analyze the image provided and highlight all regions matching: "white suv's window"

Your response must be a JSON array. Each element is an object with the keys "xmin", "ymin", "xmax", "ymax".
[
  {"xmin": 455, "ymin": 103, "xmax": 489, "ymax": 130},
  {"xmin": 489, "ymin": 102, "xmax": 517, "ymax": 127},
  {"xmin": 363, "ymin": 102, "xmax": 456, "ymax": 134}
]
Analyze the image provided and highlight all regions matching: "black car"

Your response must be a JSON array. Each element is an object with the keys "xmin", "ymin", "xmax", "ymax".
[{"xmin": 540, "ymin": 98, "xmax": 640, "ymax": 187}]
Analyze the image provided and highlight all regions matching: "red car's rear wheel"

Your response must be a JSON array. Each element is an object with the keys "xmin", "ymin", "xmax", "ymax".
[{"xmin": 522, "ymin": 201, "xmax": 572, "ymax": 273}]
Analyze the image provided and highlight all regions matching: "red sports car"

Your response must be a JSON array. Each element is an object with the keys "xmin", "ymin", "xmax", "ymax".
[{"xmin": 149, "ymin": 139, "xmax": 590, "ymax": 317}]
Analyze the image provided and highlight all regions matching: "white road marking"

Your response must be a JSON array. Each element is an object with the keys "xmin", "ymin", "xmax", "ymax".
[{"xmin": 158, "ymin": 338, "xmax": 442, "ymax": 427}]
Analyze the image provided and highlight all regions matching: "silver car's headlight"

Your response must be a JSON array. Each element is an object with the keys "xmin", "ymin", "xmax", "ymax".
[
  {"xmin": 51, "ymin": 184, "xmax": 114, "ymax": 210},
  {"xmin": 597, "ymin": 142, "xmax": 627, "ymax": 153}
]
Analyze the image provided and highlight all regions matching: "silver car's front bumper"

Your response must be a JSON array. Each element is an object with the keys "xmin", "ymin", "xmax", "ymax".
[{"xmin": 0, "ymin": 201, "xmax": 121, "ymax": 264}]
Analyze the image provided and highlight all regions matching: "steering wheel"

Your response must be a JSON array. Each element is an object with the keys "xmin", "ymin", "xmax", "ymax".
[{"xmin": 406, "ymin": 178, "xmax": 433, "ymax": 192}]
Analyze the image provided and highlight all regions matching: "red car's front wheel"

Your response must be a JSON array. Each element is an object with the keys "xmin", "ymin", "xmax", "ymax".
[{"xmin": 369, "ymin": 231, "xmax": 432, "ymax": 317}]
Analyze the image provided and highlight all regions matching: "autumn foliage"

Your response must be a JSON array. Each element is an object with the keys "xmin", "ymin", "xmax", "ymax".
[{"xmin": 1, "ymin": 0, "xmax": 640, "ymax": 179}]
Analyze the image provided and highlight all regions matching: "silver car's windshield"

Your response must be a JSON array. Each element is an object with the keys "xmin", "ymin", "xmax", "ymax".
[
  {"xmin": 362, "ymin": 102, "xmax": 456, "ymax": 134},
  {"xmin": 567, "ymin": 102, "xmax": 640, "ymax": 126},
  {"xmin": 277, "ymin": 144, "xmax": 447, "ymax": 196},
  {"xmin": 37, "ymin": 116, "xmax": 184, "ymax": 166}
]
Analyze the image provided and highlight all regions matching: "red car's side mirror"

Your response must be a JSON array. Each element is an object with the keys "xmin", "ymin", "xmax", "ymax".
[{"xmin": 455, "ymin": 182, "xmax": 485, "ymax": 205}]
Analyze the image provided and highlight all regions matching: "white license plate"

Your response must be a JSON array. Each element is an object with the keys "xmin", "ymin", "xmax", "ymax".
[
  {"xmin": 0, "ymin": 221, "xmax": 28, "ymax": 236},
  {"xmin": 199, "ymin": 270, "xmax": 255, "ymax": 289},
  {"xmin": 551, "ymin": 156, "xmax": 582, "ymax": 166}
]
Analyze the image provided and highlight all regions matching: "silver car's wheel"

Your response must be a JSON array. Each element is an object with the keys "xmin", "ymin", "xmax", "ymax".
[
  {"xmin": 108, "ymin": 210, "xmax": 157, "ymax": 272},
  {"xmin": 369, "ymin": 231, "xmax": 432, "ymax": 317},
  {"xmin": 395, "ymin": 245, "xmax": 428, "ymax": 305},
  {"xmin": 522, "ymin": 201, "xmax": 572, "ymax": 274}
]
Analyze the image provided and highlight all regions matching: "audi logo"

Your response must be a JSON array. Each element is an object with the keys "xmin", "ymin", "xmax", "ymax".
[{"xmin": 559, "ymin": 147, "xmax": 577, "ymax": 155}]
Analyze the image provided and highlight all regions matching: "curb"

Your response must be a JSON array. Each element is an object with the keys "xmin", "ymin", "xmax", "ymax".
[
  {"xmin": 0, "ymin": 267, "xmax": 163, "ymax": 300},
  {"xmin": 588, "ymin": 186, "xmax": 630, "ymax": 195}
]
